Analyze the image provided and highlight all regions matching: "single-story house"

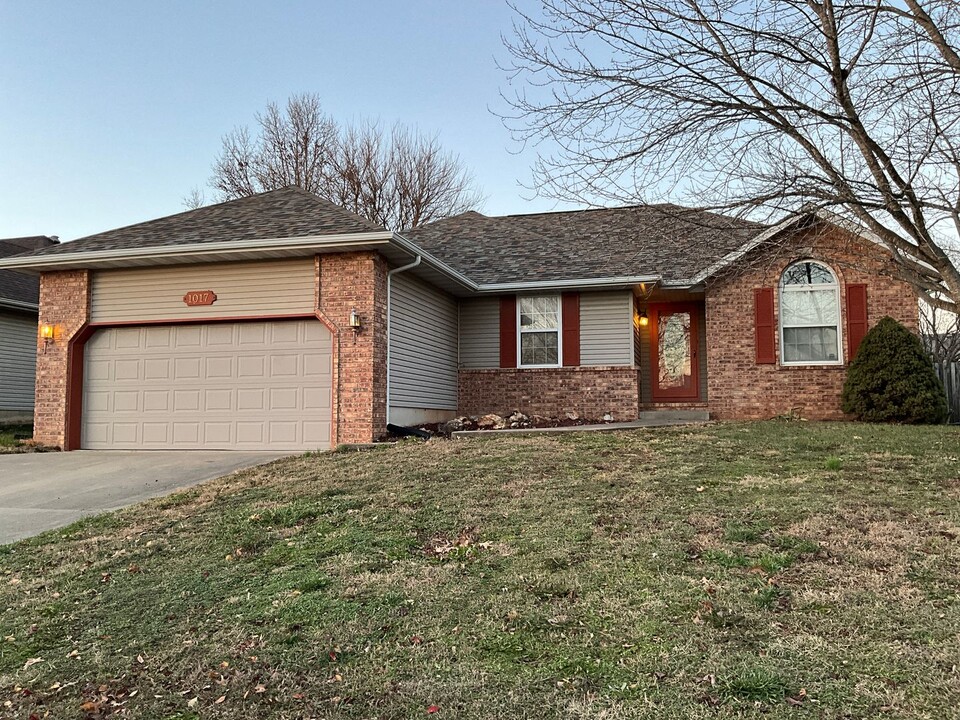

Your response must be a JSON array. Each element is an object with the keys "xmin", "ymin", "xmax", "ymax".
[
  {"xmin": 0, "ymin": 186, "xmax": 917, "ymax": 451},
  {"xmin": 0, "ymin": 235, "xmax": 59, "ymax": 422}
]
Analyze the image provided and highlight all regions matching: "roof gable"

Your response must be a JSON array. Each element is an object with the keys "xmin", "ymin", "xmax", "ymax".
[{"xmin": 9, "ymin": 187, "xmax": 385, "ymax": 261}]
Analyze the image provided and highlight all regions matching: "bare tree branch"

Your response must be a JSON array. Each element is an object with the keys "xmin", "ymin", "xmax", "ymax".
[
  {"xmin": 501, "ymin": 0, "xmax": 960, "ymax": 310},
  {"xmin": 206, "ymin": 93, "xmax": 483, "ymax": 230}
]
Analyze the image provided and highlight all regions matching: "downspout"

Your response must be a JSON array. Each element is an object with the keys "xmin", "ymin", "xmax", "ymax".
[{"xmin": 386, "ymin": 255, "xmax": 422, "ymax": 426}]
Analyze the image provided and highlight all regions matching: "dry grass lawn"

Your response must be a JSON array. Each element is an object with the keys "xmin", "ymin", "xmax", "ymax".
[{"xmin": 1, "ymin": 421, "xmax": 959, "ymax": 719}]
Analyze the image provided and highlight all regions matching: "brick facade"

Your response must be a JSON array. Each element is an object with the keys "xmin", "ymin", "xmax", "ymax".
[
  {"xmin": 705, "ymin": 223, "xmax": 919, "ymax": 420},
  {"xmin": 459, "ymin": 366, "xmax": 639, "ymax": 420},
  {"xmin": 34, "ymin": 270, "xmax": 90, "ymax": 448},
  {"xmin": 316, "ymin": 251, "xmax": 388, "ymax": 443}
]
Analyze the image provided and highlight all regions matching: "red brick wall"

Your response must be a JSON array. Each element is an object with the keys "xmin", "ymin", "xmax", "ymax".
[
  {"xmin": 706, "ymin": 223, "xmax": 919, "ymax": 420},
  {"xmin": 34, "ymin": 270, "xmax": 90, "ymax": 448},
  {"xmin": 317, "ymin": 252, "xmax": 387, "ymax": 443},
  {"xmin": 459, "ymin": 366, "xmax": 639, "ymax": 420}
]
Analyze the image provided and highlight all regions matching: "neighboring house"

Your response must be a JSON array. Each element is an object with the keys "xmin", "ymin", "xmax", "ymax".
[
  {"xmin": 0, "ymin": 236, "xmax": 59, "ymax": 422},
  {"xmin": 0, "ymin": 187, "xmax": 918, "ymax": 451}
]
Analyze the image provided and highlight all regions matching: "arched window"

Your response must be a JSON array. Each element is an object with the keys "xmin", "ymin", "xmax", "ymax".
[{"xmin": 779, "ymin": 260, "xmax": 843, "ymax": 365}]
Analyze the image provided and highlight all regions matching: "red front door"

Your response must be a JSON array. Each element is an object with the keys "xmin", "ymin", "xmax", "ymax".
[{"xmin": 650, "ymin": 303, "xmax": 700, "ymax": 401}]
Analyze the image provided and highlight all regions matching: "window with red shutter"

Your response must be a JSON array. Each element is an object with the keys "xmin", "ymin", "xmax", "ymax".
[
  {"xmin": 755, "ymin": 287, "xmax": 776, "ymax": 364},
  {"xmin": 561, "ymin": 292, "xmax": 580, "ymax": 366},
  {"xmin": 846, "ymin": 284, "xmax": 868, "ymax": 360}
]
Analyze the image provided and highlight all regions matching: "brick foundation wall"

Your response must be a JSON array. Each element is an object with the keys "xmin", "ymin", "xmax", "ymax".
[
  {"xmin": 706, "ymin": 223, "xmax": 919, "ymax": 420},
  {"xmin": 317, "ymin": 252, "xmax": 387, "ymax": 444},
  {"xmin": 459, "ymin": 366, "xmax": 639, "ymax": 420},
  {"xmin": 34, "ymin": 270, "xmax": 90, "ymax": 448}
]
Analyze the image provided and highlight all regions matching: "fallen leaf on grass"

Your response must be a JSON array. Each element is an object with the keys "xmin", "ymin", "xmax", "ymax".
[
  {"xmin": 427, "ymin": 705, "xmax": 440, "ymax": 714},
  {"xmin": 23, "ymin": 657, "xmax": 43, "ymax": 669}
]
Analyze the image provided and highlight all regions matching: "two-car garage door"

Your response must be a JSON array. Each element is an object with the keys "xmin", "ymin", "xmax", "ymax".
[{"xmin": 81, "ymin": 319, "xmax": 332, "ymax": 451}]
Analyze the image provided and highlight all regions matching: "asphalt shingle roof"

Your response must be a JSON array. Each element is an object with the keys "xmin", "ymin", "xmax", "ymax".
[
  {"xmin": 402, "ymin": 205, "xmax": 765, "ymax": 285},
  {"xmin": 9, "ymin": 186, "xmax": 385, "ymax": 261},
  {"xmin": 0, "ymin": 236, "xmax": 58, "ymax": 307}
]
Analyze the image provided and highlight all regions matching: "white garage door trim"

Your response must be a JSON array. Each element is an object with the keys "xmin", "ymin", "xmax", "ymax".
[{"xmin": 82, "ymin": 319, "xmax": 332, "ymax": 451}]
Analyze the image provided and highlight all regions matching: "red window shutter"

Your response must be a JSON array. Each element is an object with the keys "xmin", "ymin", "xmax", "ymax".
[
  {"xmin": 561, "ymin": 292, "xmax": 580, "ymax": 366},
  {"xmin": 754, "ymin": 287, "xmax": 776, "ymax": 364},
  {"xmin": 499, "ymin": 296, "xmax": 517, "ymax": 368},
  {"xmin": 846, "ymin": 283, "xmax": 868, "ymax": 360}
]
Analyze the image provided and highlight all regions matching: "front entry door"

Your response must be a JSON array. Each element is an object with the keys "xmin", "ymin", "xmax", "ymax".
[{"xmin": 650, "ymin": 303, "xmax": 700, "ymax": 401}]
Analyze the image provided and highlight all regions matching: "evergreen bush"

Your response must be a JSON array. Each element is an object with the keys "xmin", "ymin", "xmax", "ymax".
[{"xmin": 841, "ymin": 317, "xmax": 948, "ymax": 423}]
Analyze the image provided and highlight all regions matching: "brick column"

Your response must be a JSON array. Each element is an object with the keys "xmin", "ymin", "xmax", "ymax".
[
  {"xmin": 35, "ymin": 270, "xmax": 90, "ymax": 448},
  {"xmin": 317, "ymin": 252, "xmax": 387, "ymax": 444}
]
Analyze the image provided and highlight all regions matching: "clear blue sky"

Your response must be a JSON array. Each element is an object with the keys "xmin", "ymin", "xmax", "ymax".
[{"xmin": 0, "ymin": 0, "xmax": 572, "ymax": 241}]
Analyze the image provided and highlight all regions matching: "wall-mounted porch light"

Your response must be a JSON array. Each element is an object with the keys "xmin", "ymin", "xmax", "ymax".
[
  {"xmin": 39, "ymin": 323, "xmax": 59, "ymax": 342},
  {"xmin": 637, "ymin": 310, "xmax": 649, "ymax": 327},
  {"xmin": 349, "ymin": 309, "xmax": 363, "ymax": 331}
]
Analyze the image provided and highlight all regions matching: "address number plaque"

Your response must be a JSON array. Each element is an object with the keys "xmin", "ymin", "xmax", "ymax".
[{"xmin": 183, "ymin": 290, "xmax": 217, "ymax": 307}]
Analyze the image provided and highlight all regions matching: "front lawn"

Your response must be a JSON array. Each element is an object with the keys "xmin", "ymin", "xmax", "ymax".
[
  {"xmin": 2, "ymin": 422, "xmax": 959, "ymax": 718},
  {"xmin": 0, "ymin": 424, "xmax": 31, "ymax": 453}
]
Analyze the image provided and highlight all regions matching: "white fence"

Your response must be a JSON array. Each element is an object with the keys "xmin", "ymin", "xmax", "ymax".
[{"xmin": 935, "ymin": 362, "xmax": 960, "ymax": 423}]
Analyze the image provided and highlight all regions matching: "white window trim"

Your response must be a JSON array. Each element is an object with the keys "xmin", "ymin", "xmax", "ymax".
[
  {"xmin": 517, "ymin": 294, "xmax": 563, "ymax": 368},
  {"xmin": 778, "ymin": 261, "xmax": 844, "ymax": 367}
]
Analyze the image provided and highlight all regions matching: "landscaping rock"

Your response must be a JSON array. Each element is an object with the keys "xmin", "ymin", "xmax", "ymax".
[
  {"xmin": 477, "ymin": 413, "xmax": 506, "ymax": 430},
  {"xmin": 439, "ymin": 418, "xmax": 465, "ymax": 436},
  {"xmin": 602, "ymin": 413, "xmax": 614, "ymax": 422},
  {"xmin": 507, "ymin": 411, "xmax": 530, "ymax": 428}
]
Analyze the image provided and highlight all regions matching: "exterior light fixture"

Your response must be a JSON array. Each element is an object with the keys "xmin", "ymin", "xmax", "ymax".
[
  {"xmin": 39, "ymin": 323, "xmax": 58, "ymax": 341},
  {"xmin": 349, "ymin": 309, "xmax": 362, "ymax": 330},
  {"xmin": 638, "ymin": 310, "xmax": 649, "ymax": 327}
]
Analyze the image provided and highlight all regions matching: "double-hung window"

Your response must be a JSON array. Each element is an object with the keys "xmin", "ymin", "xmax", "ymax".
[
  {"xmin": 779, "ymin": 261, "xmax": 843, "ymax": 365},
  {"xmin": 518, "ymin": 296, "xmax": 561, "ymax": 367}
]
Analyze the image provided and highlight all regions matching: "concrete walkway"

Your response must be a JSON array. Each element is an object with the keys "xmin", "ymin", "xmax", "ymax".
[
  {"xmin": 451, "ymin": 417, "xmax": 711, "ymax": 439},
  {"xmin": 0, "ymin": 451, "xmax": 286, "ymax": 544}
]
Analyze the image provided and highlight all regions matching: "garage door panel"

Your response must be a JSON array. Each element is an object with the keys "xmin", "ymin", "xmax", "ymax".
[
  {"xmin": 114, "ymin": 391, "xmax": 140, "ymax": 412},
  {"xmin": 175, "ymin": 325, "xmax": 202, "ymax": 347},
  {"xmin": 82, "ymin": 319, "xmax": 332, "ymax": 451},
  {"xmin": 115, "ymin": 359, "xmax": 140, "ymax": 381},
  {"xmin": 204, "ymin": 389, "xmax": 232, "ymax": 411}
]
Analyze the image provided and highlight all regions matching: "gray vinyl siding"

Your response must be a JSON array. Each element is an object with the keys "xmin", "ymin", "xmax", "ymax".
[
  {"xmin": 580, "ymin": 291, "xmax": 634, "ymax": 366},
  {"xmin": 458, "ymin": 297, "xmax": 500, "ymax": 369},
  {"xmin": 90, "ymin": 259, "xmax": 315, "ymax": 323},
  {"xmin": 0, "ymin": 310, "xmax": 38, "ymax": 411},
  {"xmin": 389, "ymin": 273, "xmax": 458, "ymax": 410}
]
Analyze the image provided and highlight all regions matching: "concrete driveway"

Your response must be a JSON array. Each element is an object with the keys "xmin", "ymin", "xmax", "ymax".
[{"xmin": 0, "ymin": 451, "xmax": 287, "ymax": 544}]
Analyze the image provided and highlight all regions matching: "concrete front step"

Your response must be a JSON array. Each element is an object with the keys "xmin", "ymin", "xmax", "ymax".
[{"xmin": 637, "ymin": 409, "xmax": 710, "ymax": 422}]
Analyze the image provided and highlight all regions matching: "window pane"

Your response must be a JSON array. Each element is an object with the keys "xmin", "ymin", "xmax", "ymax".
[
  {"xmin": 658, "ymin": 311, "xmax": 692, "ymax": 389},
  {"xmin": 520, "ymin": 331, "xmax": 559, "ymax": 365},
  {"xmin": 781, "ymin": 289, "xmax": 839, "ymax": 326},
  {"xmin": 783, "ymin": 326, "xmax": 839, "ymax": 362},
  {"xmin": 782, "ymin": 262, "xmax": 835, "ymax": 286},
  {"xmin": 519, "ymin": 296, "xmax": 559, "ymax": 330}
]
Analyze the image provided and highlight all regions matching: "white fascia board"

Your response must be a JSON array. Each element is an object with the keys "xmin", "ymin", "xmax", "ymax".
[
  {"xmin": 474, "ymin": 275, "xmax": 661, "ymax": 293},
  {"xmin": 0, "ymin": 231, "xmax": 396, "ymax": 271}
]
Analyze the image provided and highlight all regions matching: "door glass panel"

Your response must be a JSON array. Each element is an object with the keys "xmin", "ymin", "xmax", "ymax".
[{"xmin": 658, "ymin": 311, "xmax": 692, "ymax": 390}]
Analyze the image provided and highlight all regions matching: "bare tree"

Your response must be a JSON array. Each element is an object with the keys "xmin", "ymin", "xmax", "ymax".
[
  {"xmin": 206, "ymin": 93, "xmax": 482, "ymax": 230},
  {"xmin": 181, "ymin": 186, "xmax": 206, "ymax": 210},
  {"xmin": 503, "ymin": 0, "xmax": 960, "ymax": 310}
]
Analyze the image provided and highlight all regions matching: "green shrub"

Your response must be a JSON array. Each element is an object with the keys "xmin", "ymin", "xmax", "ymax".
[{"xmin": 841, "ymin": 317, "xmax": 948, "ymax": 424}]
